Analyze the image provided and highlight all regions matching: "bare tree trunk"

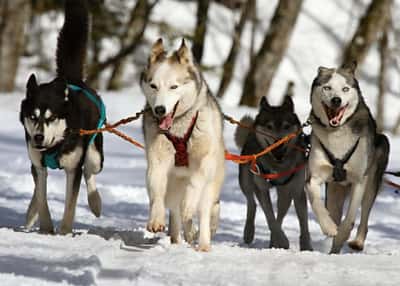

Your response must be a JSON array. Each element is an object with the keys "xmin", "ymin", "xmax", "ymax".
[
  {"xmin": 249, "ymin": 0, "xmax": 257, "ymax": 64},
  {"xmin": 87, "ymin": 0, "xmax": 157, "ymax": 85},
  {"xmin": 192, "ymin": 0, "xmax": 210, "ymax": 64},
  {"xmin": 239, "ymin": 0, "xmax": 303, "ymax": 107},
  {"xmin": 341, "ymin": 0, "xmax": 392, "ymax": 65},
  {"xmin": 216, "ymin": 0, "xmax": 254, "ymax": 98},
  {"xmin": 376, "ymin": 22, "xmax": 389, "ymax": 132},
  {"xmin": 107, "ymin": 0, "xmax": 156, "ymax": 90},
  {"xmin": 0, "ymin": 0, "xmax": 31, "ymax": 92}
]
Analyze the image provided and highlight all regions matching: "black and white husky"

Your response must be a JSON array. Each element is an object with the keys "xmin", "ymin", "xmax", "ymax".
[
  {"xmin": 19, "ymin": 0, "xmax": 105, "ymax": 234},
  {"xmin": 306, "ymin": 62, "xmax": 390, "ymax": 253}
]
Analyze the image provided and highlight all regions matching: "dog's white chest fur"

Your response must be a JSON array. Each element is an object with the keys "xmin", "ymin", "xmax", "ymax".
[{"xmin": 311, "ymin": 123, "xmax": 369, "ymax": 182}]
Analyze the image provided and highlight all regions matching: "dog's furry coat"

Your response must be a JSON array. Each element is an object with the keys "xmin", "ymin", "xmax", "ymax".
[
  {"xmin": 141, "ymin": 39, "xmax": 225, "ymax": 251},
  {"xmin": 20, "ymin": 0, "xmax": 104, "ymax": 234}
]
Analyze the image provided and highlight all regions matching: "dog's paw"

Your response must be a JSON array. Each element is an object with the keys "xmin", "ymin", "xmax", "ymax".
[
  {"xmin": 170, "ymin": 235, "xmax": 182, "ymax": 244},
  {"xmin": 196, "ymin": 244, "xmax": 211, "ymax": 252},
  {"xmin": 39, "ymin": 221, "xmax": 54, "ymax": 234},
  {"xmin": 59, "ymin": 224, "xmax": 73, "ymax": 235},
  {"xmin": 299, "ymin": 234, "xmax": 313, "ymax": 251},
  {"xmin": 181, "ymin": 206, "xmax": 195, "ymax": 223},
  {"xmin": 319, "ymin": 217, "xmax": 338, "ymax": 237},
  {"xmin": 348, "ymin": 240, "xmax": 364, "ymax": 251},
  {"xmin": 243, "ymin": 221, "xmax": 255, "ymax": 244},
  {"xmin": 88, "ymin": 191, "xmax": 102, "ymax": 218},
  {"xmin": 270, "ymin": 231, "xmax": 290, "ymax": 249},
  {"xmin": 146, "ymin": 219, "xmax": 165, "ymax": 233}
]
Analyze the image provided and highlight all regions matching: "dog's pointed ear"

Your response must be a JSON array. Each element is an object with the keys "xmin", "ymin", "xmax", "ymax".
[
  {"xmin": 176, "ymin": 39, "xmax": 194, "ymax": 65},
  {"xmin": 341, "ymin": 60, "xmax": 357, "ymax": 75},
  {"xmin": 26, "ymin": 74, "xmax": 38, "ymax": 98},
  {"xmin": 282, "ymin": 95, "xmax": 294, "ymax": 112},
  {"xmin": 318, "ymin": 66, "xmax": 333, "ymax": 75},
  {"xmin": 150, "ymin": 38, "xmax": 165, "ymax": 64},
  {"xmin": 27, "ymin": 74, "xmax": 38, "ymax": 92},
  {"xmin": 260, "ymin": 96, "xmax": 270, "ymax": 110},
  {"xmin": 282, "ymin": 81, "xmax": 294, "ymax": 112}
]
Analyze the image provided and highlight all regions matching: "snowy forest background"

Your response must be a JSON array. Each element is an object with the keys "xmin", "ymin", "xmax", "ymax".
[{"xmin": 1, "ymin": 0, "xmax": 400, "ymax": 285}]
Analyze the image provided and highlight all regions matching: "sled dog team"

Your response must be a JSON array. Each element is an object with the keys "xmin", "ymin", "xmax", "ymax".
[{"xmin": 19, "ymin": 0, "xmax": 390, "ymax": 254}]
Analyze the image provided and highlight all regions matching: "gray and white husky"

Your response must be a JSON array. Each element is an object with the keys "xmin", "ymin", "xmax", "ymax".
[
  {"xmin": 306, "ymin": 62, "xmax": 390, "ymax": 253},
  {"xmin": 235, "ymin": 83, "xmax": 312, "ymax": 250},
  {"xmin": 140, "ymin": 39, "xmax": 225, "ymax": 251}
]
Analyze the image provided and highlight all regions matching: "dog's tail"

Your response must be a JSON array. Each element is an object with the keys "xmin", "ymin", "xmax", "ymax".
[
  {"xmin": 56, "ymin": 0, "xmax": 89, "ymax": 82},
  {"xmin": 234, "ymin": 115, "xmax": 254, "ymax": 149}
]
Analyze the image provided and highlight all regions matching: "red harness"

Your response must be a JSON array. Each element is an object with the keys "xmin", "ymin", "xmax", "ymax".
[{"xmin": 164, "ymin": 112, "xmax": 199, "ymax": 167}]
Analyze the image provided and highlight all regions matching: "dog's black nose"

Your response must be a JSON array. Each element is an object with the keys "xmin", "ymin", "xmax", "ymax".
[
  {"xmin": 34, "ymin": 134, "xmax": 44, "ymax": 143},
  {"xmin": 331, "ymin": 97, "xmax": 342, "ymax": 108},
  {"xmin": 154, "ymin": 105, "xmax": 166, "ymax": 117}
]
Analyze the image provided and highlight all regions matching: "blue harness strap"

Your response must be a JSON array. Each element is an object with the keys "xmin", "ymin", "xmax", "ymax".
[{"xmin": 44, "ymin": 84, "xmax": 106, "ymax": 169}]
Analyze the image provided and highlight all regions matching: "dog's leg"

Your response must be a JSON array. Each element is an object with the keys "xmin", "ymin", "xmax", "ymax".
[
  {"xmin": 306, "ymin": 176, "xmax": 337, "ymax": 237},
  {"xmin": 347, "ymin": 181, "xmax": 375, "ymax": 251},
  {"xmin": 254, "ymin": 180, "xmax": 288, "ymax": 249},
  {"xmin": 60, "ymin": 168, "xmax": 82, "ymax": 234},
  {"xmin": 26, "ymin": 165, "xmax": 39, "ymax": 229},
  {"xmin": 289, "ymin": 171, "xmax": 313, "ymax": 251},
  {"xmin": 33, "ymin": 166, "xmax": 54, "ymax": 233},
  {"xmin": 326, "ymin": 182, "xmax": 347, "ymax": 225},
  {"xmin": 210, "ymin": 201, "xmax": 220, "ymax": 238},
  {"xmin": 169, "ymin": 209, "xmax": 182, "ymax": 244},
  {"xmin": 348, "ymin": 135, "xmax": 389, "ymax": 251},
  {"xmin": 83, "ymin": 144, "xmax": 102, "ymax": 217},
  {"xmin": 239, "ymin": 167, "xmax": 257, "ymax": 244},
  {"xmin": 198, "ymin": 203, "xmax": 212, "ymax": 252},
  {"xmin": 330, "ymin": 181, "xmax": 365, "ymax": 253},
  {"xmin": 276, "ymin": 187, "xmax": 292, "ymax": 227},
  {"xmin": 198, "ymin": 180, "xmax": 221, "ymax": 252},
  {"xmin": 180, "ymin": 164, "xmax": 208, "ymax": 244},
  {"xmin": 146, "ymin": 162, "xmax": 170, "ymax": 233},
  {"xmin": 291, "ymin": 180, "xmax": 313, "ymax": 251}
]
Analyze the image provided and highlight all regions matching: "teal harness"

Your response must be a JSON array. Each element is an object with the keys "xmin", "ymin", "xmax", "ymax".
[{"xmin": 43, "ymin": 84, "xmax": 106, "ymax": 169}]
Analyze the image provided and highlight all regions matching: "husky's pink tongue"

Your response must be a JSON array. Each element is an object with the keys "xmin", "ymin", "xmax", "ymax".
[
  {"xmin": 159, "ymin": 114, "xmax": 173, "ymax": 131},
  {"xmin": 329, "ymin": 107, "xmax": 346, "ymax": 127}
]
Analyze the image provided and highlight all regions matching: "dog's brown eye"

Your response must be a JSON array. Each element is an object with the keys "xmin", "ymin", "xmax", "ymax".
[
  {"xmin": 150, "ymin": 83, "xmax": 158, "ymax": 90},
  {"xmin": 323, "ymin": 86, "xmax": 331, "ymax": 91},
  {"xmin": 266, "ymin": 123, "xmax": 273, "ymax": 130},
  {"xmin": 342, "ymin": 87, "xmax": 350, "ymax": 92},
  {"xmin": 170, "ymin": 85, "xmax": 178, "ymax": 90},
  {"xmin": 282, "ymin": 123, "xmax": 290, "ymax": 130}
]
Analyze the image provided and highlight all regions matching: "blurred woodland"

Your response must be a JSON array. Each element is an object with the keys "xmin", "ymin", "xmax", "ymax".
[{"xmin": 0, "ymin": 0, "xmax": 399, "ymax": 131}]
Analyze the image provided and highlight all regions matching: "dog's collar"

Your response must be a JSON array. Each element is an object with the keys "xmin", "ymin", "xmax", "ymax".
[
  {"xmin": 251, "ymin": 133, "xmax": 309, "ymax": 185},
  {"xmin": 318, "ymin": 137, "xmax": 360, "ymax": 182},
  {"xmin": 163, "ymin": 111, "xmax": 199, "ymax": 167},
  {"xmin": 42, "ymin": 85, "xmax": 105, "ymax": 170}
]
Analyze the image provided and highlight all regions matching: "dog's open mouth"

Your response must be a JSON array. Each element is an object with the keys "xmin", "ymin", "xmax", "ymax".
[
  {"xmin": 323, "ymin": 103, "xmax": 348, "ymax": 127},
  {"xmin": 158, "ymin": 101, "xmax": 179, "ymax": 131}
]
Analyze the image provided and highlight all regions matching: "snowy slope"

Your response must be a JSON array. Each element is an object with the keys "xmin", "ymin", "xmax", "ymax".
[{"xmin": 2, "ymin": 0, "xmax": 400, "ymax": 285}]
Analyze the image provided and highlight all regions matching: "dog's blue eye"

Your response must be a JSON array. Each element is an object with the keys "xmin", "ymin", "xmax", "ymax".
[
  {"xmin": 342, "ymin": 87, "xmax": 350, "ymax": 92},
  {"xmin": 170, "ymin": 85, "xmax": 178, "ymax": 90},
  {"xmin": 323, "ymin": 86, "xmax": 331, "ymax": 91}
]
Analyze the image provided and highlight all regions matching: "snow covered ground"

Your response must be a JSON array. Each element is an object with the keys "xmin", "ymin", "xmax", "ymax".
[
  {"xmin": 1, "ymin": 90, "xmax": 400, "ymax": 285},
  {"xmin": 1, "ymin": 0, "xmax": 400, "ymax": 285}
]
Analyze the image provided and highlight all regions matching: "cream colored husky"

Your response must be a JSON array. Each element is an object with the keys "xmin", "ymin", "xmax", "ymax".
[{"xmin": 140, "ymin": 39, "xmax": 225, "ymax": 251}]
